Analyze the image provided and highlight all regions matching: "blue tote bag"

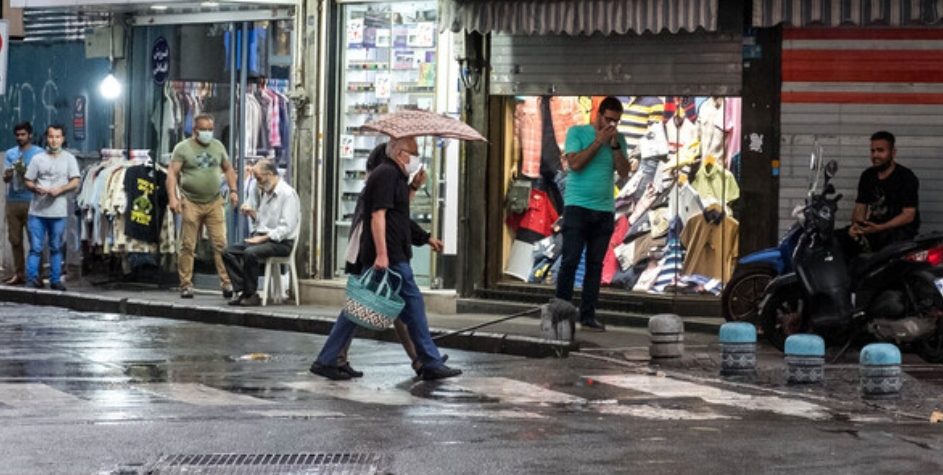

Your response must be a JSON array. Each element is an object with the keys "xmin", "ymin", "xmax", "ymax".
[{"xmin": 344, "ymin": 268, "xmax": 406, "ymax": 331}]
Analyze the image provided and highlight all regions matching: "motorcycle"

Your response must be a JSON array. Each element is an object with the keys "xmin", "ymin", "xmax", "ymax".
[
  {"xmin": 758, "ymin": 150, "xmax": 943, "ymax": 363},
  {"xmin": 721, "ymin": 221, "xmax": 800, "ymax": 324}
]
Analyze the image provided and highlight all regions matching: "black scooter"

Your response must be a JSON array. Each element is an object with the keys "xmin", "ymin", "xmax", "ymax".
[{"xmin": 758, "ymin": 154, "xmax": 943, "ymax": 363}]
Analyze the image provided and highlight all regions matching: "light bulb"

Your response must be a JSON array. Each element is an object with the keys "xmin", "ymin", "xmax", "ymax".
[{"xmin": 99, "ymin": 73, "xmax": 122, "ymax": 100}]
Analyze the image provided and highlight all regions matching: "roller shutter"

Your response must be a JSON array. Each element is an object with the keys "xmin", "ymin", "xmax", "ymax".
[
  {"xmin": 489, "ymin": 31, "xmax": 742, "ymax": 96},
  {"xmin": 778, "ymin": 28, "xmax": 943, "ymax": 235}
]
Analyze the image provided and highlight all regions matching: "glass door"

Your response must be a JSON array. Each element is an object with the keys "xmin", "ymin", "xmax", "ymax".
[{"xmin": 334, "ymin": 0, "xmax": 439, "ymax": 285}]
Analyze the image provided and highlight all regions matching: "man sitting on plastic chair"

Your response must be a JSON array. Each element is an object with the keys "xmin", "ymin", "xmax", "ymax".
[{"xmin": 222, "ymin": 159, "xmax": 300, "ymax": 307}]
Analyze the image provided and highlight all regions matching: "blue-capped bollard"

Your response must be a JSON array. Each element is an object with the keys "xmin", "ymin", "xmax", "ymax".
[
  {"xmin": 648, "ymin": 314, "xmax": 684, "ymax": 359},
  {"xmin": 719, "ymin": 322, "xmax": 757, "ymax": 377},
  {"xmin": 860, "ymin": 343, "xmax": 902, "ymax": 399},
  {"xmin": 784, "ymin": 334, "xmax": 825, "ymax": 384}
]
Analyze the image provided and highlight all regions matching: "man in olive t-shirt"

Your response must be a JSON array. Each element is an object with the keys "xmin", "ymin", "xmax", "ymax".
[{"xmin": 167, "ymin": 114, "xmax": 239, "ymax": 299}]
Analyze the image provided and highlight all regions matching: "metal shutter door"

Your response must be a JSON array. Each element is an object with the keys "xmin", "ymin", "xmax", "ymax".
[{"xmin": 778, "ymin": 28, "xmax": 943, "ymax": 235}]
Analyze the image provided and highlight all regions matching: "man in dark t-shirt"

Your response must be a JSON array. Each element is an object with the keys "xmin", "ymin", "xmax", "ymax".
[
  {"xmin": 310, "ymin": 137, "xmax": 461, "ymax": 381},
  {"xmin": 847, "ymin": 131, "xmax": 919, "ymax": 254}
]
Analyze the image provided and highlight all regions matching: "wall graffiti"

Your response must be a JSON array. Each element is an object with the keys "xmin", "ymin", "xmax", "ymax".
[{"xmin": 0, "ymin": 42, "xmax": 108, "ymax": 152}]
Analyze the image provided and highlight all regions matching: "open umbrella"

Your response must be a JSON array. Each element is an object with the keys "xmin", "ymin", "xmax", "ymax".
[{"xmin": 361, "ymin": 109, "xmax": 487, "ymax": 142}]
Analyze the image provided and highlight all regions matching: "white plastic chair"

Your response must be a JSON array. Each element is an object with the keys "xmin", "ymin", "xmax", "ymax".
[{"xmin": 260, "ymin": 238, "xmax": 300, "ymax": 306}]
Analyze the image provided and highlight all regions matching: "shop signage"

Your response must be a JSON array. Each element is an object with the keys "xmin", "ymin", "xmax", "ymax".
[
  {"xmin": 0, "ymin": 21, "xmax": 8, "ymax": 95},
  {"xmin": 152, "ymin": 36, "xmax": 169, "ymax": 85},
  {"xmin": 72, "ymin": 96, "xmax": 87, "ymax": 141}
]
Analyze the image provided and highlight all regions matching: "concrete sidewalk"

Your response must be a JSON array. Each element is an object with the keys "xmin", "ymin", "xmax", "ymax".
[{"xmin": 0, "ymin": 280, "xmax": 722, "ymax": 358}]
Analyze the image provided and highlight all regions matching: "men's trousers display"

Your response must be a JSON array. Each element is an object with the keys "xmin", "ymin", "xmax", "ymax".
[
  {"xmin": 178, "ymin": 197, "xmax": 231, "ymax": 290},
  {"xmin": 315, "ymin": 262, "xmax": 446, "ymax": 370},
  {"xmin": 26, "ymin": 215, "xmax": 66, "ymax": 285},
  {"xmin": 555, "ymin": 205, "xmax": 615, "ymax": 324},
  {"xmin": 222, "ymin": 239, "xmax": 292, "ymax": 296},
  {"xmin": 5, "ymin": 202, "xmax": 30, "ymax": 278}
]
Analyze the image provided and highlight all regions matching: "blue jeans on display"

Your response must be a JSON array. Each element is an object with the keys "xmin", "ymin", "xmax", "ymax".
[
  {"xmin": 27, "ymin": 215, "xmax": 66, "ymax": 285},
  {"xmin": 315, "ymin": 261, "xmax": 444, "ymax": 370},
  {"xmin": 555, "ymin": 205, "xmax": 615, "ymax": 323}
]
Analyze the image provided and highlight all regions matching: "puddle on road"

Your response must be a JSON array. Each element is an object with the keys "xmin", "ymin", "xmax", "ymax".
[{"xmin": 410, "ymin": 382, "xmax": 501, "ymax": 404}]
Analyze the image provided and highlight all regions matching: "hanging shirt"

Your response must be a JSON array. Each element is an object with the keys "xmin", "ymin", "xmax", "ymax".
[
  {"xmin": 265, "ymin": 88, "xmax": 282, "ymax": 148},
  {"xmin": 515, "ymin": 97, "xmax": 585, "ymax": 178},
  {"xmin": 724, "ymin": 98, "xmax": 742, "ymax": 166},
  {"xmin": 618, "ymin": 96, "xmax": 665, "ymax": 152},
  {"xmin": 681, "ymin": 210, "xmax": 739, "ymax": 283},
  {"xmin": 696, "ymin": 97, "xmax": 728, "ymax": 163},
  {"xmin": 691, "ymin": 163, "xmax": 740, "ymax": 204},
  {"xmin": 124, "ymin": 165, "xmax": 169, "ymax": 244},
  {"xmin": 664, "ymin": 117, "xmax": 697, "ymax": 163}
]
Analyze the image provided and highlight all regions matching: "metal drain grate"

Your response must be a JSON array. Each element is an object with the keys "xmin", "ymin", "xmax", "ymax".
[{"xmin": 135, "ymin": 452, "xmax": 385, "ymax": 474}]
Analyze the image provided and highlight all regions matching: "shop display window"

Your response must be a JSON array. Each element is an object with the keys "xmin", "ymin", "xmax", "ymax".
[
  {"xmin": 501, "ymin": 96, "xmax": 743, "ymax": 297},
  {"xmin": 333, "ymin": 1, "xmax": 440, "ymax": 283}
]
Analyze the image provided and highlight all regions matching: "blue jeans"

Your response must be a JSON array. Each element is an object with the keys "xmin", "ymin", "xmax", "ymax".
[
  {"xmin": 555, "ymin": 205, "xmax": 615, "ymax": 323},
  {"xmin": 315, "ymin": 261, "xmax": 444, "ymax": 369},
  {"xmin": 27, "ymin": 215, "xmax": 66, "ymax": 284}
]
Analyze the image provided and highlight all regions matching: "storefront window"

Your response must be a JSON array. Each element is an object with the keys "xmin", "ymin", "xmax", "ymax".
[
  {"xmin": 333, "ymin": 0, "xmax": 440, "ymax": 285},
  {"xmin": 121, "ymin": 20, "xmax": 294, "ymax": 276},
  {"xmin": 502, "ymin": 96, "xmax": 743, "ymax": 298}
]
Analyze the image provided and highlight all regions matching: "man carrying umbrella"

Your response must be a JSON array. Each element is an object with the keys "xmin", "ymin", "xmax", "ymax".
[{"xmin": 310, "ymin": 136, "xmax": 459, "ymax": 380}]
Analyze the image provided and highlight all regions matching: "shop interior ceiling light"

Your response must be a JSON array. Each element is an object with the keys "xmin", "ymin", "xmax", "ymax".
[{"xmin": 99, "ymin": 73, "xmax": 122, "ymax": 100}]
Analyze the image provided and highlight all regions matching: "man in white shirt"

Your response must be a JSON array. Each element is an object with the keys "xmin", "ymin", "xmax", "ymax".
[{"xmin": 222, "ymin": 159, "xmax": 300, "ymax": 306}]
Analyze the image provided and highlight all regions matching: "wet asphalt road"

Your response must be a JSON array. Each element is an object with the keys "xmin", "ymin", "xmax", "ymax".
[{"xmin": 0, "ymin": 303, "xmax": 942, "ymax": 475}]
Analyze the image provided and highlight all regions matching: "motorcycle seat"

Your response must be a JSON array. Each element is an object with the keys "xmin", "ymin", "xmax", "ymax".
[{"xmin": 850, "ymin": 240, "xmax": 920, "ymax": 277}]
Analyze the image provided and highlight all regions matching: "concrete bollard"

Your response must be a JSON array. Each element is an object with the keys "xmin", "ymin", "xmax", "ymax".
[
  {"xmin": 648, "ymin": 314, "xmax": 684, "ymax": 359},
  {"xmin": 860, "ymin": 343, "xmax": 902, "ymax": 399},
  {"xmin": 719, "ymin": 322, "xmax": 757, "ymax": 377},
  {"xmin": 784, "ymin": 334, "xmax": 825, "ymax": 384}
]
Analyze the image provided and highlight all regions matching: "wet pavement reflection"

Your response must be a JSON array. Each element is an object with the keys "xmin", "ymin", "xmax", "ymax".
[{"xmin": 3, "ymin": 303, "xmax": 943, "ymax": 474}]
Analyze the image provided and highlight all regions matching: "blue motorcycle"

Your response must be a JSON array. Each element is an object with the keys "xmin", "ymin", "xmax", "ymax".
[{"xmin": 721, "ymin": 223, "xmax": 801, "ymax": 324}]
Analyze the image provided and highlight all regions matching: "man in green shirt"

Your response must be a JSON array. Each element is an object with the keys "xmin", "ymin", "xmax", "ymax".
[
  {"xmin": 556, "ymin": 96, "xmax": 630, "ymax": 332},
  {"xmin": 167, "ymin": 114, "xmax": 239, "ymax": 299}
]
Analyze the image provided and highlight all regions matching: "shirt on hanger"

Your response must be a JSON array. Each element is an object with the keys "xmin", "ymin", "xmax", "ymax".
[
  {"xmin": 680, "ymin": 210, "xmax": 739, "ymax": 283},
  {"xmin": 515, "ymin": 97, "xmax": 585, "ymax": 178},
  {"xmin": 691, "ymin": 162, "xmax": 740, "ymax": 204}
]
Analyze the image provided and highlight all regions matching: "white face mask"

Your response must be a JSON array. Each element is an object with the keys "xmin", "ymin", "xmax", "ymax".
[
  {"xmin": 197, "ymin": 130, "xmax": 214, "ymax": 145},
  {"xmin": 405, "ymin": 153, "xmax": 422, "ymax": 176}
]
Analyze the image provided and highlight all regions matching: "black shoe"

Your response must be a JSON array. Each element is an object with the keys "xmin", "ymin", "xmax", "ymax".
[
  {"xmin": 239, "ymin": 293, "xmax": 262, "ymax": 307},
  {"xmin": 413, "ymin": 353, "xmax": 449, "ymax": 376},
  {"xmin": 222, "ymin": 286, "xmax": 234, "ymax": 299},
  {"xmin": 227, "ymin": 294, "xmax": 244, "ymax": 306},
  {"xmin": 309, "ymin": 363, "xmax": 352, "ymax": 381},
  {"xmin": 580, "ymin": 319, "xmax": 607, "ymax": 332},
  {"xmin": 49, "ymin": 282, "xmax": 67, "ymax": 291},
  {"xmin": 180, "ymin": 287, "xmax": 194, "ymax": 299},
  {"xmin": 25, "ymin": 280, "xmax": 44, "ymax": 289},
  {"xmin": 420, "ymin": 364, "xmax": 462, "ymax": 381},
  {"xmin": 338, "ymin": 363, "xmax": 364, "ymax": 378}
]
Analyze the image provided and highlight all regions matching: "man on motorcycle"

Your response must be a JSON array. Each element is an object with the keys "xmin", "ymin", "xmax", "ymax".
[{"xmin": 844, "ymin": 131, "xmax": 920, "ymax": 256}]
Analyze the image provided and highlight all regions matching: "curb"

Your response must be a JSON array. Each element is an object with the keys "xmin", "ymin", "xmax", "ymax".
[
  {"xmin": 0, "ymin": 287, "xmax": 577, "ymax": 359},
  {"xmin": 458, "ymin": 298, "xmax": 724, "ymax": 334}
]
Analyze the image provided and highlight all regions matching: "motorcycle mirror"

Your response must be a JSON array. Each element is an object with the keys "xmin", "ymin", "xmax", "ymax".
[{"xmin": 825, "ymin": 160, "xmax": 839, "ymax": 179}]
